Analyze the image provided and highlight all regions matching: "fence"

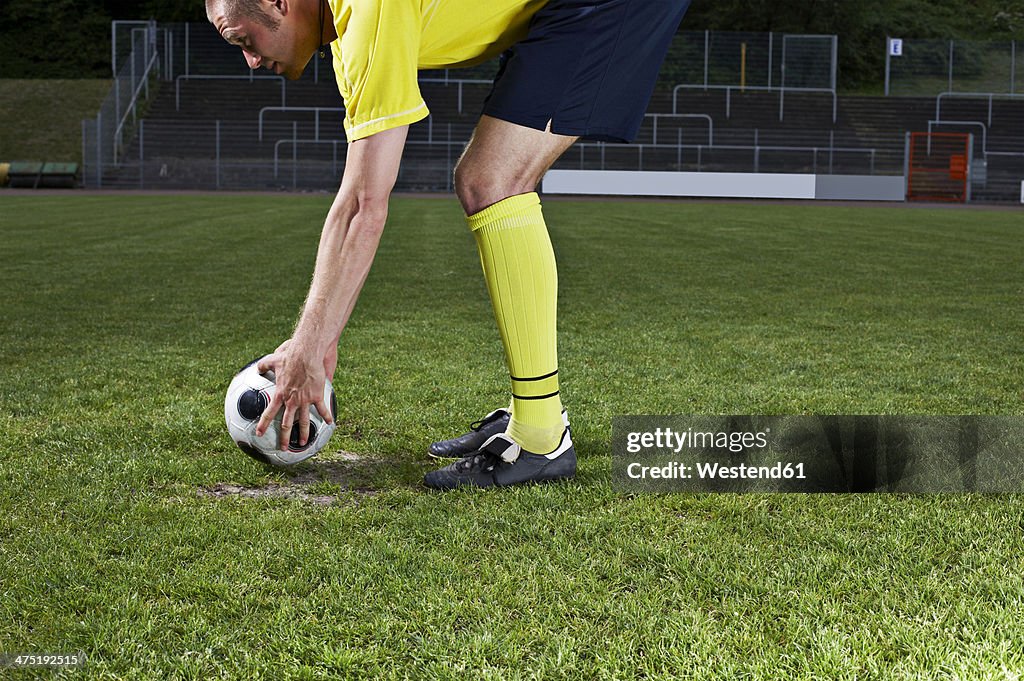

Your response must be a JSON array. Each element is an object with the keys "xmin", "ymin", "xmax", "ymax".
[
  {"xmin": 76, "ymin": 18, "xmax": 1024, "ymax": 201},
  {"xmin": 83, "ymin": 23, "xmax": 860, "ymax": 189},
  {"xmin": 663, "ymin": 31, "xmax": 837, "ymax": 91},
  {"xmin": 102, "ymin": 24, "xmax": 841, "ymax": 90},
  {"xmin": 82, "ymin": 20, "xmax": 163, "ymax": 187},
  {"xmin": 885, "ymin": 38, "xmax": 1023, "ymax": 96},
  {"xmin": 104, "ymin": 114, "xmax": 895, "ymax": 194}
]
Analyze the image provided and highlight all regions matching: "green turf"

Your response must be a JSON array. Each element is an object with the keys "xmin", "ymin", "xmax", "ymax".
[
  {"xmin": 0, "ymin": 80, "xmax": 111, "ymax": 164},
  {"xmin": 1, "ymin": 195, "xmax": 1022, "ymax": 679}
]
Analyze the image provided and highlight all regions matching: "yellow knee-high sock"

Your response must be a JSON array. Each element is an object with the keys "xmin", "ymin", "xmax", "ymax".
[{"xmin": 467, "ymin": 192, "xmax": 564, "ymax": 454}]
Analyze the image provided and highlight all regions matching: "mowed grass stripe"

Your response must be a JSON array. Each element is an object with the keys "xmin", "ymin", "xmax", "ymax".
[{"xmin": 0, "ymin": 195, "xmax": 1022, "ymax": 678}]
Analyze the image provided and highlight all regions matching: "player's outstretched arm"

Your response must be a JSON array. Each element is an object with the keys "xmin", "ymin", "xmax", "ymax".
[{"xmin": 256, "ymin": 124, "xmax": 410, "ymax": 449}]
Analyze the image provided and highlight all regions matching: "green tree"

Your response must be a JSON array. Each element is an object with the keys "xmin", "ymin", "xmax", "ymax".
[
  {"xmin": 0, "ymin": 0, "xmax": 112, "ymax": 77},
  {"xmin": 2, "ymin": 0, "xmax": 1022, "ymax": 82},
  {"xmin": 684, "ymin": 0, "xmax": 1024, "ymax": 87},
  {"xmin": 137, "ymin": 0, "xmax": 208, "ymax": 23}
]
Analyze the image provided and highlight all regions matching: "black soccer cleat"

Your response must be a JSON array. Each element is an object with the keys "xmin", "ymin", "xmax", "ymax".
[
  {"xmin": 428, "ymin": 408, "xmax": 571, "ymax": 459},
  {"xmin": 423, "ymin": 429, "xmax": 576, "ymax": 490},
  {"xmin": 428, "ymin": 408, "xmax": 510, "ymax": 459}
]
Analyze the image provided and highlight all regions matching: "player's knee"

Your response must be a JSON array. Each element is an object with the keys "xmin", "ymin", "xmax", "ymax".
[
  {"xmin": 454, "ymin": 163, "xmax": 534, "ymax": 216},
  {"xmin": 453, "ymin": 160, "xmax": 493, "ymax": 214},
  {"xmin": 452, "ymin": 160, "xmax": 472, "ymax": 206}
]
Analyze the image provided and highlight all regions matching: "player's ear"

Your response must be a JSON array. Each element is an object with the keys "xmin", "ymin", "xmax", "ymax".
[{"xmin": 271, "ymin": 0, "xmax": 289, "ymax": 17}]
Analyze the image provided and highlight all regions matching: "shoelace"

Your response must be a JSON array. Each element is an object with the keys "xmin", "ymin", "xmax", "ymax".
[
  {"xmin": 469, "ymin": 411, "xmax": 506, "ymax": 432},
  {"xmin": 455, "ymin": 449, "xmax": 502, "ymax": 473}
]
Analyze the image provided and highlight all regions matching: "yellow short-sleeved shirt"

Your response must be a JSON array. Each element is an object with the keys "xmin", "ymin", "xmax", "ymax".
[{"xmin": 328, "ymin": 0, "xmax": 547, "ymax": 141}]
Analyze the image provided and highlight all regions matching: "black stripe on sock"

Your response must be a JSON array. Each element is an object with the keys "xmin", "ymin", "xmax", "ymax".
[
  {"xmin": 512, "ymin": 391, "xmax": 561, "ymax": 401},
  {"xmin": 509, "ymin": 369, "xmax": 558, "ymax": 382}
]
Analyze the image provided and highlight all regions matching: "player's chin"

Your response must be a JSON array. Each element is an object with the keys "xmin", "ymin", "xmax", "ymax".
[{"xmin": 283, "ymin": 58, "xmax": 312, "ymax": 80}]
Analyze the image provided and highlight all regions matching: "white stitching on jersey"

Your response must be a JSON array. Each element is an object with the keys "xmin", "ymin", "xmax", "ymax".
[{"xmin": 347, "ymin": 102, "xmax": 428, "ymax": 137}]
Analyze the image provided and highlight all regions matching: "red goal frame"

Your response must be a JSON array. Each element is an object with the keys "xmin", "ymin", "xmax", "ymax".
[{"xmin": 906, "ymin": 132, "xmax": 972, "ymax": 203}]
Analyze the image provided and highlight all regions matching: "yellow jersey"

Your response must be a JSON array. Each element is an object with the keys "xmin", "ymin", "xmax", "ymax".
[{"xmin": 328, "ymin": 0, "xmax": 547, "ymax": 141}]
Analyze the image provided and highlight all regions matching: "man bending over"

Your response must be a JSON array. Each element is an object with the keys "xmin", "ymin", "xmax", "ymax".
[{"xmin": 207, "ymin": 0, "xmax": 690, "ymax": 489}]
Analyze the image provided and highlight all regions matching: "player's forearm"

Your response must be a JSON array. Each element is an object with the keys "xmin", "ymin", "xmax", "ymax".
[
  {"xmin": 292, "ymin": 193, "xmax": 388, "ymax": 357},
  {"xmin": 290, "ymin": 125, "xmax": 408, "ymax": 358}
]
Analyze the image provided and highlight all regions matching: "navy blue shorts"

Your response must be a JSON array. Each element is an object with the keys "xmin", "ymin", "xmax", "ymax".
[{"xmin": 483, "ymin": 0, "xmax": 691, "ymax": 143}]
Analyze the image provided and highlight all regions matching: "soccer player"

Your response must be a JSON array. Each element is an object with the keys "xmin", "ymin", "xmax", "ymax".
[{"xmin": 206, "ymin": 0, "xmax": 690, "ymax": 489}]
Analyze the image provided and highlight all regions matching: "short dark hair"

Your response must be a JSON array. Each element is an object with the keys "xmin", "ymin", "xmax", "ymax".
[{"xmin": 207, "ymin": 0, "xmax": 280, "ymax": 31}]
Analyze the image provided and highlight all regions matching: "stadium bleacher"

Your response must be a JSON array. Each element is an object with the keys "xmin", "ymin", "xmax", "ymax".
[{"xmin": 81, "ymin": 23, "xmax": 1024, "ymax": 202}]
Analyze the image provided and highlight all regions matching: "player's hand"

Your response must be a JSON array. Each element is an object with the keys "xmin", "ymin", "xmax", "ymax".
[
  {"xmin": 268, "ymin": 339, "xmax": 338, "ymax": 378},
  {"xmin": 255, "ymin": 339, "xmax": 335, "ymax": 450}
]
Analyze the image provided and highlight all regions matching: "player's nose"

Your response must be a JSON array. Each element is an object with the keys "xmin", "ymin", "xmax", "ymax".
[{"xmin": 242, "ymin": 49, "xmax": 261, "ymax": 69}]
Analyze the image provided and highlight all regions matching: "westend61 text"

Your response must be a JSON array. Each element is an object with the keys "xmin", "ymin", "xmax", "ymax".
[
  {"xmin": 625, "ymin": 427, "xmax": 769, "ymax": 454},
  {"xmin": 627, "ymin": 461, "xmax": 806, "ymax": 480}
]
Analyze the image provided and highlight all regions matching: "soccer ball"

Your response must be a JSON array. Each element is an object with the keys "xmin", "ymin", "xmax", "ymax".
[{"xmin": 224, "ymin": 357, "xmax": 337, "ymax": 466}]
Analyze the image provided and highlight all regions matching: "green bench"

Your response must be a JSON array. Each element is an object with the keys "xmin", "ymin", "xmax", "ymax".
[{"xmin": 5, "ymin": 162, "xmax": 80, "ymax": 189}]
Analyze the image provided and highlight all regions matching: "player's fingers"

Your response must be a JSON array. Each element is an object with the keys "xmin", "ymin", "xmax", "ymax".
[
  {"xmin": 297, "ymin": 411, "xmax": 311, "ymax": 447},
  {"xmin": 314, "ymin": 398, "xmax": 333, "ymax": 425},
  {"xmin": 255, "ymin": 392, "xmax": 282, "ymax": 437},
  {"xmin": 256, "ymin": 354, "xmax": 276, "ymax": 375},
  {"xmin": 279, "ymin": 402, "xmax": 296, "ymax": 450}
]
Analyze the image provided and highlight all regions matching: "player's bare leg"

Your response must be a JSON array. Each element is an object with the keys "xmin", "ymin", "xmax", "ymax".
[
  {"xmin": 424, "ymin": 115, "xmax": 577, "ymax": 489},
  {"xmin": 453, "ymin": 115, "xmax": 577, "ymax": 215}
]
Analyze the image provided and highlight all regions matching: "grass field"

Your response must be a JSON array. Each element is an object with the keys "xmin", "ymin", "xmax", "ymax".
[
  {"xmin": 0, "ymin": 80, "xmax": 111, "ymax": 164},
  {"xmin": 1, "ymin": 194, "xmax": 1023, "ymax": 679}
]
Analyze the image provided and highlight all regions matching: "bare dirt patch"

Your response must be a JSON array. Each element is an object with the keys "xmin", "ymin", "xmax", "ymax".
[
  {"xmin": 198, "ymin": 451, "xmax": 381, "ymax": 505},
  {"xmin": 199, "ymin": 482, "xmax": 340, "ymax": 505}
]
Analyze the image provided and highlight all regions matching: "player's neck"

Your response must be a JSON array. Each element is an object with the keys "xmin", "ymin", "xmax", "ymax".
[{"xmin": 314, "ymin": 0, "xmax": 338, "ymax": 45}]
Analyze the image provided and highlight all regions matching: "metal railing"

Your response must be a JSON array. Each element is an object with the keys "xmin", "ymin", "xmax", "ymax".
[
  {"xmin": 176, "ymin": 74, "xmax": 287, "ymax": 111},
  {"xmin": 935, "ymin": 91, "xmax": 1024, "ymax": 126},
  {"xmin": 273, "ymin": 128, "xmax": 347, "ymax": 180},
  {"xmin": 568, "ymin": 140, "xmax": 877, "ymax": 175},
  {"xmin": 113, "ymin": 46, "xmax": 160, "ymax": 165},
  {"xmin": 672, "ymin": 84, "xmax": 837, "ymax": 123},
  {"xmin": 259, "ymin": 106, "xmax": 346, "ymax": 141},
  {"xmin": 110, "ymin": 115, "xmax": 889, "ymax": 192},
  {"xmin": 83, "ymin": 19, "xmax": 162, "ymax": 185},
  {"xmin": 645, "ymin": 113, "xmax": 713, "ymax": 146},
  {"xmin": 417, "ymin": 78, "xmax": 492, "ymax": 113},
  {"xmin": 928, "ymin": 120, "xmax": 988, "ymax": 156}
]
